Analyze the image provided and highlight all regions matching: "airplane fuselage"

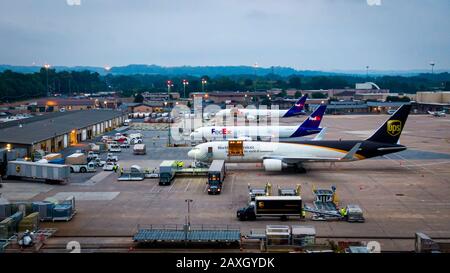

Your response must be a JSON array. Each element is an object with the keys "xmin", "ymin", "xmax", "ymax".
[{"xmin": 190, "ymin": 126, "xmax": 320, "ymax": 141}]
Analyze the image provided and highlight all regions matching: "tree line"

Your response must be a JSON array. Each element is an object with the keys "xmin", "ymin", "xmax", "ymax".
[{"xmin": 0, "ymin": 68, "xmax": 449, "ymax": 102}]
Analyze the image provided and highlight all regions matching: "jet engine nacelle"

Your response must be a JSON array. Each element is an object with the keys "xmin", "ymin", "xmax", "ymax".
[{"xmin": 263, "ymin": 159, "xmax": 287, "ymax": 171}]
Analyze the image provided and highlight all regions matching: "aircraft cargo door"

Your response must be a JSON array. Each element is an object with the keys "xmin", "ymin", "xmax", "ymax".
[{"xmin": 228, "ymin": 140, "xmax": 244, "ymax": 156}]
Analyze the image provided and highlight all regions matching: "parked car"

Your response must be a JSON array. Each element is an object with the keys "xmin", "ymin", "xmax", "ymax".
[
  {"xmin": 103, "ymin": 162, "xmax": 118, "ymax": 171},
  {"xmin": 106, "ymin": 153, "xmax": 119, "ymax": 162},
  {"xmin": 92, "ymin": 158, "xmax": 106, "ymax": 167}
]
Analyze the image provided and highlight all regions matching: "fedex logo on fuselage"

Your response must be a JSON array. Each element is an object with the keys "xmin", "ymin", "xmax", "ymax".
[{"xmin": 211, "ymin": 128, "xmax": 232, "ymax": 135}]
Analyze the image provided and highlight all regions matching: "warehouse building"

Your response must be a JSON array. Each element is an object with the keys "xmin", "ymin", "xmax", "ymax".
[{"xmin": 0, "ymin": 110, "xmax": 127, "ymax": 155}]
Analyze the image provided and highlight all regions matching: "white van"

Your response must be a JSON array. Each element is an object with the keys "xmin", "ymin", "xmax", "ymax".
[{"xmin": 108, "ymin": 144, "xmax": 122, "ymax": 153}]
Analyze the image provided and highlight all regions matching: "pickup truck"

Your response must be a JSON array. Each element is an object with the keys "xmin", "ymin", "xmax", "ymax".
[{"xmin": 70, "ymin": 162, "xmax": 96, "ymax": 173}]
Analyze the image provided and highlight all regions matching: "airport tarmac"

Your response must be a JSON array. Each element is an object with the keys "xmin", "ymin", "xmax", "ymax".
[{"xmin": 1, "ymin": 114, "xmax": 450, "ymax": 252}]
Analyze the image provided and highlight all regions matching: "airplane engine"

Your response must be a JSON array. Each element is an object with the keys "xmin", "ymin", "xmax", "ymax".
[{"xmin": 263, "ymin": 159, "xmax": 287, "ymax": 171}]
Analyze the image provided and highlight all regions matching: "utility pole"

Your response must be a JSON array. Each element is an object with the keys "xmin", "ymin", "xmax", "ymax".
[{"xmin": 44, "ymin": 64, "xmax": 50, "ymax": 97}]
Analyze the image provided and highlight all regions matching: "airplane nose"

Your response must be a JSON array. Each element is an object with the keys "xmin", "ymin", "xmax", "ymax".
[{"xmin": 187, "ymin": 149, "xmax": 197, "ymax": 159}]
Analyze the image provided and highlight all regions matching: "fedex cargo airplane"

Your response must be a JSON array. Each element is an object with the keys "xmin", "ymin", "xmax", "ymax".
[
  {"xmin": 214, "ymin": 95, "xmax": 307, "ymax": 120},
  {"xmin": 190, "ymin": 105, "xmax": 327, "ymax": 141},
  {"xmin": 188, "ymin": 104, "xmax": 411, "ymax": 172}
]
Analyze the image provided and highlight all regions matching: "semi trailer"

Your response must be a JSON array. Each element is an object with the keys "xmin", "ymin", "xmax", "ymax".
[
  {"xmin": 237, "ymin": 196, "xmax": 303, "ymax": 221},
  {"xmin": 207, "ymin": 160, "xmax": 226, "ymax": 194}
]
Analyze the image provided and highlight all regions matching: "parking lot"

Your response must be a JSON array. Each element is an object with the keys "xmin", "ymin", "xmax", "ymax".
[{"xmin": 1, "ymin": 114, "xmax": 450, "ymax": 251}]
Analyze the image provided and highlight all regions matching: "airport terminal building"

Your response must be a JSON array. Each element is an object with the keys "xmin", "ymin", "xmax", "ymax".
[{"xmin": 0, "ymin": 110, "xmax": 127, "ymax": 155}]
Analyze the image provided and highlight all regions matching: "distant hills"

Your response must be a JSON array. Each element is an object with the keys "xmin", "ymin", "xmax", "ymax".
[{"xmin": 0, "ymin": 64, "xmax": 448, "ymax": 77}]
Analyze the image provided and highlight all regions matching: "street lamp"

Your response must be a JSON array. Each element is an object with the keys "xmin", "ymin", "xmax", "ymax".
[
  {"xmin": 44, "ymin": 64, "xmax": 51, "ymax": 97},
  {"xmin": 429, "ymin": 61, "xmax": 435, "ymax": 74},
  {"xmin": 182, "ymin": 79, "xmax": 189, "ymax": 98},
  {"xmin": 167, "ymin": 80, "xmax": 174, "ymax": 99},
  {"xmin": 201, "ymin": 78, "xmax": 207, "ymax": 93},
  {"xmin": 185, "ymin": 199, "xmax": 193, "ymax": 227},
  {"xmin": 366, "ymin": 65, "xmax": 369, "ymax": 78}
]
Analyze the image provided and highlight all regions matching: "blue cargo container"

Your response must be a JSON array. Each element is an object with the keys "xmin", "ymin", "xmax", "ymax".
[
  {"xmin": 48, "ymin": 158, "xmax": 65, "ymax": 164},
  {"xmin": 52, "ymin": 204, "xmax": 73, "ymax": 221},
  {"xmin": 32, "ymin": 202, "xmax": 54, "ymax": 221}
]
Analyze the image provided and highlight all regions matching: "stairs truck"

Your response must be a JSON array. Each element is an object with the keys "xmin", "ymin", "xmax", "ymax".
[
  {"xmin": 65, "ymin": 153, "xmax": 95, "ymax": 173},
  {"xmin": 207, "ymin": 160, "xmax": 226, "ymax": 194},
  {"xmin": 237, "ymin": 196, "xmax": 303, "ymax": 221}
]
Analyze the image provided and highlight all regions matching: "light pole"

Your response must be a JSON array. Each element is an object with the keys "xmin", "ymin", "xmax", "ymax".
[
  {"xmin": 430, "ymin": 61, "xmax": 435, "ymax": 74},
  {"xmin": 182, "ymin": 79, "xmax": 189, "ymax": 98},
  {"xmin": 44, "ymin": 64, "xmax": 51, "ymax": 97},
  {"xmin": 366, "ymin": 65, "xmax": 369, "ymax": 78},
  {"xmin": 253, "ymin": 62, "xmax": 258, "ymax": 92},
  {"xmin": 167, "ymin": 80, "xmax": 174, "ymax": 99},
  {"xmin": 201, "ymin": 78, "xmax": 207, "ymax": 93},
  {"xmin": 185, "ymin": 199, "xmax": 193, "ymax": 227}
]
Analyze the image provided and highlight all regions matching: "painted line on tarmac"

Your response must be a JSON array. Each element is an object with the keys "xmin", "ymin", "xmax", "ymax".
[
  {"xmin": 184, "ymin": 180, "xmax": 191, "ymax": 192},
  {"xmin": 391, "ymin": 153, "xmax": 438, "ymax": 175}
]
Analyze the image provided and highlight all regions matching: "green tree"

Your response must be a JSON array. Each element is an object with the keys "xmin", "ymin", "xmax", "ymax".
[
  {"xmin": 311, "ymin": 92, "xmax": 327, "ymax": 99},
  {"xmin": 294, "ymin": 91, "xmax": 303, "ymax": 99},
  {"xmin": 134, "ymin": 93, "xmax": 144, "ymax": 103},
  {"xmin": 288, "ymin": 76, "xmax": 302, "ymax": 89}
]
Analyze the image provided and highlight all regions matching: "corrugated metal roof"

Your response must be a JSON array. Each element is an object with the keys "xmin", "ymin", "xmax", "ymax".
[{"xmin": 0, "ymin": 110, "xmax": 124, "ymax": 145}]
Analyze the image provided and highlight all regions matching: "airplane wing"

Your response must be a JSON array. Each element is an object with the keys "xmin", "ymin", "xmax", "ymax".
[
  {"xmin": 313, "ymin": 128, "xmax": 327, "ymax": 141},
  {"xmin": 262, "ymin": 143, "xmax": 362, "ymax": 163}
]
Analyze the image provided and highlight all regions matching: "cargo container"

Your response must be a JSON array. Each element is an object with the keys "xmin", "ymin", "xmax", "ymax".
[
  {"xmin": 266, "ymin": 225, "xmax": 291, "ymax": 246},
  {"xmin": 6, "ymin": 161, "xmax": 70, "ymax": 183},
  {"xmin": 11, "ymin": 202, "xmax": 33, "ymax": 216},
  {"xmin": 65, "ymin": 153, "xmax": 87, "ymax": 165},
  {"xmin": 0, "ymin": 218, "xmax": 14, "ymax": 239},
  {"xmin": 32, "ymin": 202, "xmax": 54, "ymax": 221},
  {"xmin": 237, "ymin": 196, "xmax": 303, "ymax": 221},
  {"xmin": 43, "ymin": 153, "xmax": 62, "ymax": 161},
  {"xmin": 207, "ymin": 160, "xmax": 226, "ymax": 195},
  {"xmin": 18, "ymin": 212, "xmax": 39, "ymax": 232},
  {"xmin": 159, "ymin": 160, "xmax": 176, "ymax": 185},
  {"xmin": 133, "ymin": 144, "xmax": 146, "ymax": 155},
  {"xmin": 0, "ymin": 198, "xmax": 11, "ymax": 220},
  {"xmin": 53, "ymin": 204, "xmax": 74, "ymax": 221},
  {"xmin": 291, "ymin": 225, "xmax": 316, "ymax": 246}
]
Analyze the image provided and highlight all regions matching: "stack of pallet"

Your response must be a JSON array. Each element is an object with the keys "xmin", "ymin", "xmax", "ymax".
[{"xmin": 18, "ymin": 212, "xmax": 40, "ymax": 232}]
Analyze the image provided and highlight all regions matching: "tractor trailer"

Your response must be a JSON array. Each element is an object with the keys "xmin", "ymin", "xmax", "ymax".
[{"xmin": 237, "ymin": 196, "xmax": 303, "ymax": 221}]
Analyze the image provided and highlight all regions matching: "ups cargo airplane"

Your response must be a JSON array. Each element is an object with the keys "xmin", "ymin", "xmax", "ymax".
[
  {"xmin": 214, "ymin": 95, "xmax": 308, "ymax": 120},
  {"xmin": 188, "ymin": 104, "xmax": 411, "ymax": 171},
  {"xmin": 190, "ymin": 105, "xmax": 327, "ymax": 141}
]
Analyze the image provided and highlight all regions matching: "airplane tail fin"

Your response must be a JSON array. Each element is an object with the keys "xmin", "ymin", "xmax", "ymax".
[
  {"xmin": 283, "ymin": 95, "xmax": 307, "ymax": 117},
  {"xmin": 366, "ymin": 104, "xmax": 411, "ymax": 144},
  {"xmin": 299, "ymin": 104, "xmax": 327, "ymax": 128},
  {"xmin": 289, "ymin": 105, "xmax": 327, "ymax": 137}
]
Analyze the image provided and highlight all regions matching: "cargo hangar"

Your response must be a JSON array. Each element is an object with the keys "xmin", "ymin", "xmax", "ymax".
[{"xmin": 0, "ymin": 110, "xmax": 127, "ymax": 155}]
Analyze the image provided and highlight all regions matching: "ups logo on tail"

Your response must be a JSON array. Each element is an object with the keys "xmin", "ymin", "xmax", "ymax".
[{"xmin": 387, "ymin": 120, "xmax": 402, "ymax": 136}]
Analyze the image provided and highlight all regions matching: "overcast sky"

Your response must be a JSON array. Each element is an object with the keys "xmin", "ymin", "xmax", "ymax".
[{"xmin": 0, "ymin": 0, "xmax": 449, "ymax": 70}]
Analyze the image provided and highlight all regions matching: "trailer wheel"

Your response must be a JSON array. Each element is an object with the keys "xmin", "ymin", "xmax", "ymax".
[
  {"xmin": 80, "ymin": 167, "xmax": 87, "ymax": 173},
  {"xmin": 70, "ymin": 167, "xmax": 74, "ymax": 173}
]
